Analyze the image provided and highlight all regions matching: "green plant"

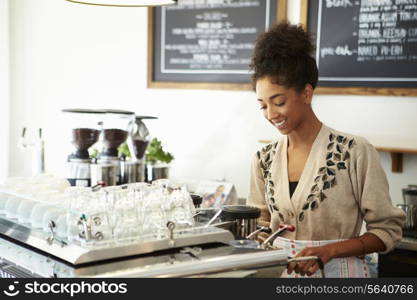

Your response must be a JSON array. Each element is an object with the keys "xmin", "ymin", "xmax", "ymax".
[
  {"xmin": 89, "ymin": 148, "xmax": 100, "ymax": 159},
  {"xmin": 118, "ymin": 143, "xmax": 131, "ymax": 158},
  {"xmin": 146, "ymin": 138, "xmax": 174, "ymax": 164}
]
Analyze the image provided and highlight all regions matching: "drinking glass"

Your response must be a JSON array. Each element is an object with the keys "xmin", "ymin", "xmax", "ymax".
[
  {"xmin": 5, "ymin": 194, "xmax": 25, "ymax": 220},
  {"xmin": 66, "ymin": 211, "xmax": 82, "ymax": 243},
  {"xmin": 42, "ymin": 207, "xmax": 67, "ymax": 233},
  {"xmin": 55, "ymin": 213, "xmax": 68, "ymax": 239},
  {"xmin": 163, "ymin": 183, "xmax": 195, "ymax": 229},
  {"xmin": 0, "ymin": 188, "xmax": 9, "ymax": 215},
  {"xmin": 17, "ymin": 198, "xmax": 39, "ymax": 225},
  {"xmin": 112, "ymin": 209, "xmax": 140, "ymax": 243},
  {"xmin": 30, "ymin": 203, "xmax": 54, "ymax": 229},
  {"xmin": 141, "ymin": 185, "xmax": 168, "ymax": 240}
]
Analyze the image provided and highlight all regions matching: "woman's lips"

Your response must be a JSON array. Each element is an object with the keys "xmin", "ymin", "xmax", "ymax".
[{"xmin": 274, "ymin": 119, "xmax": 287, "ymax": 130}]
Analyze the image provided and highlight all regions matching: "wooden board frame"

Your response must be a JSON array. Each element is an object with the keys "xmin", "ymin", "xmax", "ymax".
[
  {"xmin": 300, "ymin": 0, "xmax": 417, "ymax": 97},
  {"xmin": 147, "ymin": 0, "xmax": 288, "ymax": 90}
]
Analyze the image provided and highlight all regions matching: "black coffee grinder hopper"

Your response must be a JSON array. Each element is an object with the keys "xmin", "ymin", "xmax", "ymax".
[
  {"xmin": 62, "ymin": 108, "xmax": 104, "ymax": 187},
  {"xmin": 90, "ymin": 109, "xmax": 135, "ymax": 186}
]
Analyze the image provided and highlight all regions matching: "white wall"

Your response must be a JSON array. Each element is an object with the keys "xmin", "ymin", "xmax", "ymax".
[
  {"xmin": 0, "ymin": 0, "xmax": 10, "ymax": 182},
  {"xmin": 8, "ymin": 0, "xmax": 417, "ymax": 204}
]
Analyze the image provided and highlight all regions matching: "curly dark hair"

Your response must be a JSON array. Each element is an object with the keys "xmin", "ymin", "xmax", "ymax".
[{"xmin": 249, "ymin": 22, "xmax": 318, "ymax": 92}]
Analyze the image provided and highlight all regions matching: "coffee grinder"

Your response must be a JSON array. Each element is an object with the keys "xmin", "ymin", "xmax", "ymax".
[
  {"xmin": 91, "ymin": 109, "xmax": 134, "ymax": 186},
  {"xmin": 121, "ymin": 115, "xmax": 157, "ymax": 184},
  {"xmin": 62, "ymin": 108, "xmax": 103, "ymax": 187}
]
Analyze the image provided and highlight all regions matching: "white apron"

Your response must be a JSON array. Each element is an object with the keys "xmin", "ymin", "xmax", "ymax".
[{"xmin": 274, "ymin": 237, "xmax": 375, "ymax": 278}]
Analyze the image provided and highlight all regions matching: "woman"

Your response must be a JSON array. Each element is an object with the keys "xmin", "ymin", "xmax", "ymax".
[{"xmin": 247, "ymin": 23, "xmax": 405, "ymax": 278}]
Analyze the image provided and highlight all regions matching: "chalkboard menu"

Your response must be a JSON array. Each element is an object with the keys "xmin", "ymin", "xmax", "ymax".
[
  {"xmin": 148, "ymin": 0, "xmax": 286, "ymax": 90},
  {"xmin": 305, "ymin": 0, "xmax": 417, "ymax": 94}
]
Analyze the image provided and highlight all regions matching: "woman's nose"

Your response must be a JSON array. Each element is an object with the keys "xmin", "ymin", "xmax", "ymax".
[{"xmin": 266, "ymin": 105, "xmax": 279, "ymax": 121}]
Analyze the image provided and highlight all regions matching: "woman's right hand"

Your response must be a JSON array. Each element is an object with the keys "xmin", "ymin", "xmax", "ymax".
[{"xmin": 287, "ymin": 245, "xmax": 334, "ymax": 276}]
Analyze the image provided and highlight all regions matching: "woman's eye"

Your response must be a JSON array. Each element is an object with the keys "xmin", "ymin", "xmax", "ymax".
[
  {"xmin": 259, "ymin": 106, "xmax": 266, "ymax": 110},
  {"xmin": 275, "ymin": 102, "xmax": 285, "ymax": 107}
]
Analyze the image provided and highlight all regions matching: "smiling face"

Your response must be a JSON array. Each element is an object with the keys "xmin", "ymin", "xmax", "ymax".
[{"xmin": 256, "ymin": 76, "xmax": 313, "ymax": 135}]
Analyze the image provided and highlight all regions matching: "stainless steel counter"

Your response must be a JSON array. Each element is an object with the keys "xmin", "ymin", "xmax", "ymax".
[
  {"xmin": 0, "ymin": 216, "xmax": 290, "ymax": 278},
  {"xmin": 396, "ymin": 237, "xmax": 417, "ymax": 252},
  {"xmin": 0, "ymin": 217, "xmax": 234, "ymax": 265}
]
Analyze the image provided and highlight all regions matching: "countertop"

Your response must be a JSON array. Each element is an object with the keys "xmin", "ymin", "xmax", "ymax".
[{"xmin": 396, "ymin": 237, "xmax": 417, "ymax": 252}]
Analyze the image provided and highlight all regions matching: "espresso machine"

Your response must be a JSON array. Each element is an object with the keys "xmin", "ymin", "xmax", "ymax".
[
  {"xmin": 90, "ymin": 109, "xmax": 134, "ymax": 186},
  {"xmin": 399, "ymin": 185, "xmax": 417, "ymax": 238},
  {"xmin": 62, "ymin": 109, "xmax": 103, "ymax": 187},
  {"xmin": 122, "ymin": 115, "xmax": 157, "ymax": 184}
]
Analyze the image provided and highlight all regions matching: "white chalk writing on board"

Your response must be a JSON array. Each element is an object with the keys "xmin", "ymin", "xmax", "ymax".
[
  {"xmin": 318, "ymin": 0, "xmax": 417, "ymax": 63},
  {"xmin": 326, "ymin": 0, "xmax": 354, "ymax": 8},
  {"xmin": 159, "ymin": 0, "xmax": 271, "ymax": 74},
  {"xmin": 321, "ymin": 45, "xmax": 354, "ymax": 58},
  {"xmin": 313, "ymin": 0, "xmax": 417, "ymax": 82}
]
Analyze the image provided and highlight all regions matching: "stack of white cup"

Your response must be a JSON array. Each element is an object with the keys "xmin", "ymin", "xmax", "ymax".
[{"xmin": 0, "ymin": 174, "xmax": 71, "ymax": 237}]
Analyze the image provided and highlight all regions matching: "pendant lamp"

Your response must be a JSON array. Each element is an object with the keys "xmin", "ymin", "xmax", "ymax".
[{"xmin": 65, "ymin": 0, "xmax": 177, "ymax": 7}]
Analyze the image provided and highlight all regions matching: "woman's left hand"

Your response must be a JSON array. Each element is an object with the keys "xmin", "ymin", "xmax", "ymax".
[{"xmin": 287, "ymin": 245, "xmax": 335, "ymax": 277}]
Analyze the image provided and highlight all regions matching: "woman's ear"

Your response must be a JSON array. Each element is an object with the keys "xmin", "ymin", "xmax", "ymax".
[{"xmin": 303, "ymin": 84, "xmax": 314, "ymax": 105}]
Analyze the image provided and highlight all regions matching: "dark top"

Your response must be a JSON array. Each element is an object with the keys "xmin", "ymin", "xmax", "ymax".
[{"xmin": 289, "ymin": 181, "xmax": 299, "ymax": 198}]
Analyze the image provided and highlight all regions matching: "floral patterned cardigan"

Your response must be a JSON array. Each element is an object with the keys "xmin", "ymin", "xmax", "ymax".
[{"xmin": 247, "ymin": 124, "xmax": 405, "ymax": 253}]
